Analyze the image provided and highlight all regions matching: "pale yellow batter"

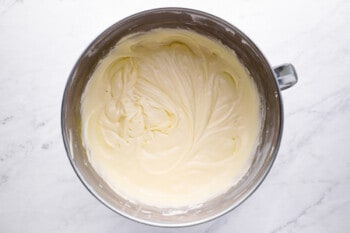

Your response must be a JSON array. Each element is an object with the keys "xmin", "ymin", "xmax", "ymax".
[{"xmin": 81, "ymin": 28, "xmax": 261, "ymax": 208}]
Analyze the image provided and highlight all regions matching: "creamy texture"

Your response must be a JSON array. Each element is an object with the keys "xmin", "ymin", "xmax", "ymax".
[{"xmin": 81, "ymin": 28, "xmax": 261, "ymax": 207}]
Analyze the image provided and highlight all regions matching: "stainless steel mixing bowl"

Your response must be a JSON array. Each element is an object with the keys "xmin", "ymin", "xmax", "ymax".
[{"xmin": 61, "ymin": 8, "xmax": 297, "ymax": 227}]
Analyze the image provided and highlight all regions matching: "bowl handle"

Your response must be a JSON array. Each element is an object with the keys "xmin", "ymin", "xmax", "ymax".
[{"xmin": 273, "ymin": 63, "xmax": 298, "ymax": 90}]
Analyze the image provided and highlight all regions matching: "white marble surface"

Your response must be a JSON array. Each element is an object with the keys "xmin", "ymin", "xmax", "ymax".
[{"xmin": 1, "ymin": 0, "xmax": 349, "ymax": 232}]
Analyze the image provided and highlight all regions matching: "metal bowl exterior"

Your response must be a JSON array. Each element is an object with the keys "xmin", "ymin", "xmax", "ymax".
[{"xmin": 61, "ymin": 7, "xmax": 283, "ymax": 227}]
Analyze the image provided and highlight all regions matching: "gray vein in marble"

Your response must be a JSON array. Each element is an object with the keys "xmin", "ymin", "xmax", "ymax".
[
  {"xmin": 1, "ymin": 115, "xmax": 14, "ymax": 125},
  {"xmin": 35, "ymin": 121, "xmax": 46, "ymax": 128},
  {"xmin": 269, "ymin": 182, "xmax": 339, "ymax": 233},
  {"xmin": 0, "ymin": 140, "xmax": 33, "ymax": 164},
  {"xmin": 0, "ymin": 0, "xmax": 22, "ymax": 15},
  {"xmin": 287, "ymin": 85, "xmax": 350, "ymax": 118},
  {"xmin": 283, "ymin": 85, "xmax": 350, "ymax": 156},
  {"xmin": 203, "ymin": 215, "xmax": 228, "ymax": 233},
  {"xmin": 0, "ymin": 174, "xmax": 8, "ymax": 185},
  {"xmin": 41, "ymin": 143, "xmax": 50, "ymax": 150}
]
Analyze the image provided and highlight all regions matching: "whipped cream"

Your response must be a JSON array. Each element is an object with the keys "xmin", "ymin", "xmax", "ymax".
[{"xmin": 81, "ymin": 28, "xmax": 261, "ymax": 207}]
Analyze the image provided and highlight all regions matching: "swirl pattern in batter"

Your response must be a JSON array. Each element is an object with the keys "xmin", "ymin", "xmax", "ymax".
[{"xmin": 81, "ymin": 28, "xmax": 261, "ymax": 207}]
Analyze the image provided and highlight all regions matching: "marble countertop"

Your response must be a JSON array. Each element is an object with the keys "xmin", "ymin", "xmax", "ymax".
[{"xmin": 1, "ymin": 0, "xmax": 349, "ymax": 232}]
